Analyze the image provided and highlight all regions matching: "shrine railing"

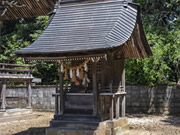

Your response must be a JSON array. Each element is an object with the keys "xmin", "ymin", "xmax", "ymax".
[
  {"xmin": 0, "ymin": 63, "xmax": 35, "ymax": 110},
  {"xmin": 53, "ymin": 87, "xmax": 126, "ymax": 121}
]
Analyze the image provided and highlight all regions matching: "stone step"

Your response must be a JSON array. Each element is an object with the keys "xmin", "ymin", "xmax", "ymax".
[
  {"xmin": 54, "ymin": 114, "xmax": 101, "ymax": 122},
  {"xmin": 46, "ymin": 127, "xmax": 95, "ymax": 135},
  {"xmin": 64, "ymin": 108, "xmax": 93, "ymax": 114},
  {"xmin": 50, "ymin": 120, "xmax": 99, "ymax": 130}
]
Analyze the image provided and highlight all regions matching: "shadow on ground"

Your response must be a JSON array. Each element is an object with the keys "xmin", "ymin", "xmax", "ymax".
[
  {"xmin": 162, "ymin": 116, "xmax": 180, "ymax": 127},
  {"xmin": 14, "ymin": 127, "xmax": 48, "ymax": 135}
]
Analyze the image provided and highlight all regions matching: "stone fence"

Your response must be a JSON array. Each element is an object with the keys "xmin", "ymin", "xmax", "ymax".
[{"xmin": 5, "ymin": 85, "xmax": 180, "ymax": 114}]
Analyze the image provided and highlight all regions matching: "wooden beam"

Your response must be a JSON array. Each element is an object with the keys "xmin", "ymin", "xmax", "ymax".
[
  {"xmin": 0, "ymin": 63, "xmax": 35, "ymax": 67},
  {"xmin": 0, "ymin": 80, "xmax": 6, "ymax": 110},
  {"xmin": 92, "ymin": 61, "xmax": 98, "ymax": 116},
  {"xmin": 24, "ymin": 54, "xmax": 106, "ymax": 62},
  {"xmin": 59, "ymin": 63, "xmax": 64, "ymax": 115},
  {"xmin": 0, "ymin": 68, "xmax": 32, "ymax": 73},
  {"xmin": 27, "ymin": 80, "xmax": 32, "ymax": 108},
  {"xmin": 107, "ymin": 53, "xmax": 114, "ymax": 92}
]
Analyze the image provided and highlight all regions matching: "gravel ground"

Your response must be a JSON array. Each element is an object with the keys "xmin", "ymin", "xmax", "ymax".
[
  {"xmin": 0, "ymin": 112, "xmax": 180, "ymax": 135},
  {"xmin": 127, "ymin": 114, "xmax": 180, "ymax": 135}
]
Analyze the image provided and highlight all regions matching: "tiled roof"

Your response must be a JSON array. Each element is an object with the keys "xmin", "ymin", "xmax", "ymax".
[{"xmin": 14, "ymin": 0, "xmax": 152, "ymax": 59}]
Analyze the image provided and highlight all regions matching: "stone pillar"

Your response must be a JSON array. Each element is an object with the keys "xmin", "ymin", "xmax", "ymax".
[{"xmin": 1, "ymin": 80, "xmax": 7, "ymax": 110}]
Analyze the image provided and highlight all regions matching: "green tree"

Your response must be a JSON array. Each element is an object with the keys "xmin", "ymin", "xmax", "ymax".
[
  {"xmin": 125, "ymin": 0, "xmax": 180, "ymax": 86},
  {"xmin": 0, "ymin": 16, "xmax": 59, "ymax": 85}
]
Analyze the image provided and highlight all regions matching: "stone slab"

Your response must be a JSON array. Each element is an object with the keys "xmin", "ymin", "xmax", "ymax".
[
  {"xmin": 0, "ymin": 108, "xmax": 32, "ymax": 118},
  {"xmin": 0, "ymin": 113, "xmax": 38, "ymax": 123}
]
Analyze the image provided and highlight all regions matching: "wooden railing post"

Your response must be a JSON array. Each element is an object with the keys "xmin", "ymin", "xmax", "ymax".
[
  {"xmin": 110, "ymin": 95, "xmax": 114, "ymax": 120},
  {"xmin": 116, "ymin": 96, "xmax": 120, "ymax": 119}
]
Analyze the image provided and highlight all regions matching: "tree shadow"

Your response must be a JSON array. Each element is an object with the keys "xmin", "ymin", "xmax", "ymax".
[{"xmin": 14, "ymin": 127, "xmax": 47, "ymax": 135}]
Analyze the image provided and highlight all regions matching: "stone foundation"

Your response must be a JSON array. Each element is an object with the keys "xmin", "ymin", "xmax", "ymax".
[{"xmin": 46, "ymin": 118, "xmax": 129, "ymax": 135}]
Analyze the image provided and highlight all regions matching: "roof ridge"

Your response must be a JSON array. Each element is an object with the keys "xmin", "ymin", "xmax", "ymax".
[{"xmin": 60, "ymin": 0, "xmax": 131, "ymax": 8}]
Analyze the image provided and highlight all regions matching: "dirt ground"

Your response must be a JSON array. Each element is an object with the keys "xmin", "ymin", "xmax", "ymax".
[{"xmin": 0, "ymin": 112, "xmax": 180, "ymax": 135}]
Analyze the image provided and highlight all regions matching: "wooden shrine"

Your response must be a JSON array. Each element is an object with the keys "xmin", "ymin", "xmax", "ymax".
[{"xmin": 13, "ymin": 0, "xmax": 152, "ymax": 135}]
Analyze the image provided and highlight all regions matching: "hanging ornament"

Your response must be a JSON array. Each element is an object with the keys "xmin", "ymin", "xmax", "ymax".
[
  {"xmin": 72, "ymin": 70, "xmax": 77, "ymax": 82},
  {"xmin": 64, "ymin": 68, "xmax": 69, "ymax": 80},
  {"xmin": 82, "ymin": 73, "xmax": 90, "ymax": 87},
  {"xmin": 76, "ymin": 68, "xmax": 80, "ymax": 78},
  {"xmin": 84, "ymin": 63, "xmax": 88, "ymax": 72},
  {"xmin": 60, "ymin": 62, "xmax": 64, "ymax": 73},
  {"xmin": 70, "ymin": 69, "xmax": 73, "ymax": 79},
  {"xmin": 91, "ymin": 58, "xmax": 95, "ymax": 62}
]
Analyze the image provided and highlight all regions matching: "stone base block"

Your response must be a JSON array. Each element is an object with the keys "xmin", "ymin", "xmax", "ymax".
[{"xmin": 46, "ymin": 118, "xmax": 129, "ymax": 135}]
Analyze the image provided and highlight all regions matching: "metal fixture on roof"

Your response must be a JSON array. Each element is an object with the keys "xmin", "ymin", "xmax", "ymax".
[
  {"xmin": 123, "ymin": 0, "xmax": 128, "ymax": 8},
  {"xmin": 53, "ymin": 0, "xmax": 61, "ymax": 13}
]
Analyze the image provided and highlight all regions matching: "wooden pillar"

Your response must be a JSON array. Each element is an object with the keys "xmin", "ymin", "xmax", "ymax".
[
  {"xmin": 107, "ymin": 53, "xmax": 114, "ymax": 120},
  {"xmin": 27, "ymin": 80, "xmax": 32, "ymax": 108},
  {"xmin": 92, "ymin": 61, "xmax": 98, "ymax": 116},
  {"xmin": 55, "ymin": 86, "xmax": 59, "ymax": 115},
  {"xmin": 121, "ymin": 68, "xmax": 126, "ymax": 117},
  {"xmin": 59, "ymin": 63, "xmax": 64, "ymax": 115},
  {"xmin": 1, "ymin": 80, "xmax": 7, "ymax": 110}
]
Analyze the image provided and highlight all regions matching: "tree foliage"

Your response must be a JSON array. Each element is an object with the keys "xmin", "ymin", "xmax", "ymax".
[
  {"xmin": 125, "ymin": 0, "xmax": 180, "ymax": 86},
  {"xmin": 0, "ymin": 16, "xmax": 59, "ymax": 85}
]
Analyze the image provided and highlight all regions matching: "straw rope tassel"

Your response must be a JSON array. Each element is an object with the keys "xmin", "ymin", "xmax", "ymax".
[
  {"xmin": 72, "ymin": 70, "xmax": 77, "ymax": 82},
  {"xmin": 79, "ymin": 68, "xmax": 84, "ymax": 80},
  {"xmin": 64, "ymin": 68, "xmax": 69, "ymax": 80}
]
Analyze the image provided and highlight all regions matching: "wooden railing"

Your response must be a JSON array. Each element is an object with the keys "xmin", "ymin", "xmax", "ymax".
[
  {"xmin": 53, "ymin": 87, "xmax": 126, "ymax": 121},
  {"xmin": 0, "ymin": 63, "xmax": 35, "ymax": 77},
  {"xmin": 0, "ymin": 63, "xmax": 35, "ymax": 110},
  {"xmin": 100, "ymin": 92, "xmax": 126, "ymax": 121}
]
